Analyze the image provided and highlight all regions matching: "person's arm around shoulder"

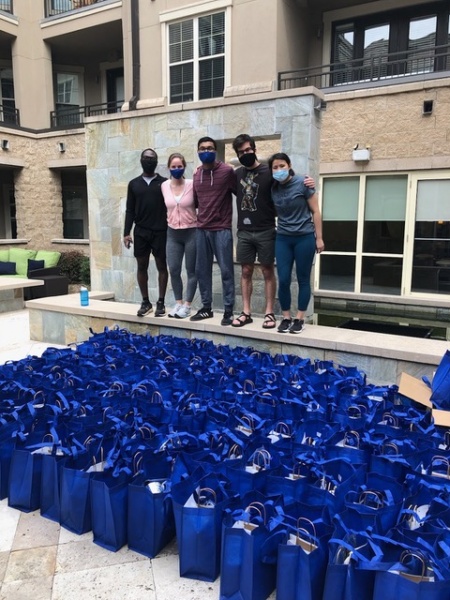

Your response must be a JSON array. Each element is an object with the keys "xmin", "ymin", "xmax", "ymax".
[{"xmin": 307, "ymin": 191, "xmax": 325, "ymax": 254}]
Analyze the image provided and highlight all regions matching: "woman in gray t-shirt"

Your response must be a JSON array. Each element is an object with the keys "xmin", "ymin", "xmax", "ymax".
[{"xmin": 269, "ymin": 152, "xmax": 324, "ymax": 334}]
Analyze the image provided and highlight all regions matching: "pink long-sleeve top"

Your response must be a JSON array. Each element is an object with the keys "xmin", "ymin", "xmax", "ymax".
[{"xmin": 161, "ymin": 179, "xmax": 197, "ymax": 230}]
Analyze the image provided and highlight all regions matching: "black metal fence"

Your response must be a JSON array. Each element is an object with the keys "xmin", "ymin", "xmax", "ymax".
[
  {"xmin": 45, "ymin": 0, "xmax": 107, "ymax": 18},
  {"xmin": 0, "ymin": 1, "xmax": 12, "ymax": 14},
  {"xmin": 279, "ymin": 43, "xmax": 450, "ymax": 90},
  {"xmin": 50, "ymin": 100, "xmax": 122, "ymax": 128},
  {"xmin": 0, "ymin": 104, "xmax": 20, "ymax": 127}
]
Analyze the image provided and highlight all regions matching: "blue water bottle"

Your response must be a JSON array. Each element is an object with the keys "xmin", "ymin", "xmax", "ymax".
[{"xmin": 80, "ymin": 286, "xmax": 89, "ymax": 306}]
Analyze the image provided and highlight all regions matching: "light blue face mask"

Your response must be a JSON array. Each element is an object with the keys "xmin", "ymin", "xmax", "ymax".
[{"xmin": 272, "ymin": 169, "xmax": 289, "ymax": 182}]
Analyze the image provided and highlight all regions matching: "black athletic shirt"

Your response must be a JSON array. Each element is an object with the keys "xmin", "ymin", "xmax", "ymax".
[{"xmin": 123, "ymin": 174, "xmax": 168, "ymax": 235}]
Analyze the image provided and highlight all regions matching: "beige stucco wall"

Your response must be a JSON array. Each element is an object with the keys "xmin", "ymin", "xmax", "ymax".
[{"xmin": 321, "ymin": 80, "xmax": 450, "ymax": 174}]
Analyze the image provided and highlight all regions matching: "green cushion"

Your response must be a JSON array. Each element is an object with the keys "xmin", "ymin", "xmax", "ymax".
[
  {"xmin": 0, "ymin": 249, "xmax": 9, "ymax": 262},
  {"xmin": 35, "ymin": 250, "xmax": 61, "ymax": 268},
  {"xmin": 9, "ymin": 248, "xmax": 37, "ymax": 277}
]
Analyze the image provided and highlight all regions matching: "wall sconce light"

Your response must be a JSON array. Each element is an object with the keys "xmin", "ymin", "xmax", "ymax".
[
  {"xmin": 314, "ymin": 99, "xmax": 327, "ymax": 112},
  {"xmin": 58, "ymin": 142, "xmax": 66, "ymax": 153},
  {"xmin": 352, "ymin": 144, "xmax": 371, "ymax": 162},
  {"xmin": 1, "ymin": 139, "xmax": 9, "ymax": 151},
  {"xmin": 423, "ymin": 100, "xmax": 433, "ymax": 115}
]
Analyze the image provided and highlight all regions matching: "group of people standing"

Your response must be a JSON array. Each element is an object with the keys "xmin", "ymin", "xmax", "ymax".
[{"xmin": 123, "ymin": 134, "xmax": 324, "ymax": 334}]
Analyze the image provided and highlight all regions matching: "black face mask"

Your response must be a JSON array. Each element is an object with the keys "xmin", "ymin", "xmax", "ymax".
[
  {"xmin": 141, "ymin": 157, "xmax": 158, "ymax": 174},
  {"xmin": 238, "ymin": 152, "xmax": 257, "ymax": 168}
]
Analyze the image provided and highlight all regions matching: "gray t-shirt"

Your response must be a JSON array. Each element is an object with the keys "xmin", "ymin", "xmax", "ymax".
[{"xmin": 271, "ymin": 175, "xmax": 315, "ymax": 236}]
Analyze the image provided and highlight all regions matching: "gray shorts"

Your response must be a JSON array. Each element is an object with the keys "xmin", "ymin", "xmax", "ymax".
[{"xmin": 236, "ymin": 228, "xmax": 275, "ymax": 265}]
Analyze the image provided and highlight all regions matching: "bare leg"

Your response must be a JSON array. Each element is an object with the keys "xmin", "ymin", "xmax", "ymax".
[
  {"xmin": 240, "ymin": 263, "xmax": 254, "ymax": 314},
  {"xmin": 261, "ymin": 263, "xmax": 276, "ymax": 315}
]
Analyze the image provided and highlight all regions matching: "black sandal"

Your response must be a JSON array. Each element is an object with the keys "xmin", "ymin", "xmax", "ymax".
[
  {"xmin": 231, "ymin": 312, "xmax": 253, "ymax": 327},
  {"xmin": 262, "ymin": 313, "xmax": 277, "ymax": 329}
]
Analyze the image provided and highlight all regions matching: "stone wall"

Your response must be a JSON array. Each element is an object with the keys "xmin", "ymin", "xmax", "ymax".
[{"xmin": 86, "ymin": 92, "xmax": 321, "ymax": 316}]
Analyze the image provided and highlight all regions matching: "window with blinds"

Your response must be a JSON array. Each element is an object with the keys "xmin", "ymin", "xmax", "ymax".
[{"xmin": 168, "ymin": 11, "xmax": 225, "ymax": 104}]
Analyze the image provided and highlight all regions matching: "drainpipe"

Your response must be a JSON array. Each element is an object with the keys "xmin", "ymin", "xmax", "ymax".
[{"xmin": 129, "ymin": 0, "xmax": 140, "ymax": 111}]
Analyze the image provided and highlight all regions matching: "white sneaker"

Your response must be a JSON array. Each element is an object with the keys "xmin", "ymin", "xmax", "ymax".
[
  {"xmin": 168, "ymin": 304, "xmax": 182, "ymax": 318},
  {"xmin": 175, "ymin": 305, "xmax": 191, "ymax": 319}
]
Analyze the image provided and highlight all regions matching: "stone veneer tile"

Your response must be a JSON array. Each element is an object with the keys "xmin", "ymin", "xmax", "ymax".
[
  {"xmin": 324, "ymin": 351, "xmax": 398, "ymax": 386},
  {"xmin": 3, "ymin": 546, "xmax": 57, "ymax": 582},
  {"xmin": 28, "ymin": 310, "xmax": 43, "ymax": 342},
  {"xmin": 12, "ymin": 511, "xmax": 60, "ymax": 550},
  {"xmin": 42, "ymin": 311, "xmax": 66, "ymax": 345},
  {"xmin": 395, "ymin": 360, "xmax": 435, "ymax": 384}
]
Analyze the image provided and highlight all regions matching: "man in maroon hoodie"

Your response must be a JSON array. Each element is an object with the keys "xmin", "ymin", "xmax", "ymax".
[{"xmin": 190, "ymin": 136, "xmax": 236, "ymax": 325}]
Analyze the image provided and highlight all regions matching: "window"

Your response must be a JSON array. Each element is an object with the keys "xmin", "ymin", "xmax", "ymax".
[
  {"xmin": 62, "ymin": 171, "xmax": 88, "ymax": 240},
  {"xmin": 319, "ymin": 175, "xmax": 407, "ymax": 295},
  {"xmin": 0, "ymin": 178, "xmax": 16, "ymax": 239},
  {"xmin": 0, "ymin": 68, "xmax": 16, "ymax": 125},
  {"xmin": 318, "ymin": 172, "xmax": 450, "ymax": 298},
  {"xmin": 168, "ymin": 11, "xmax": 225, "ymax": 104},
  {"xmin": 331, "ymin": 3, "xmax": 450, "ymax": 86},
  {"xmin": 54, "ymin": 72, "xmax": 82, "ymax": 126}
]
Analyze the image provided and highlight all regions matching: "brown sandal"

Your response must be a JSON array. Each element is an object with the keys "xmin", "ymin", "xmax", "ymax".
[
  {"xmin": 231, "ymin": 312, "xmax": 253, "ymax": 327},
  {"xmin": 262, "ymin": 313, "xmax": 276, "ymax": 329}
]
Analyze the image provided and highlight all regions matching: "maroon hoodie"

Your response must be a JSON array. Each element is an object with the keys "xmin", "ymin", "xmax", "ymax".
[{"xmin": 193, "ymin": 161, "xmax": 236, "ymax": 230}]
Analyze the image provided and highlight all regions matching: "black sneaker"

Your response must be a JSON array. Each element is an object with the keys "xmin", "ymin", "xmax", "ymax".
[
  {"xmin": 277, "ymin": 318, "xmax": 292, "ymax": 333},
  {"xmin": 221, "ymin": 310, "xmax": 233, "ymax": 326},
  {"xmin": 155, "ymin": 300, "xmax": 165, "ymax": 317},
  {"xmin": 289, "ymin": 319, "xmax": 305, "ymax": 334},
  {"xmin": 137, "ymin": 300, "xmax": 153, "ymax": 317},
  {"xmin": 190, "ymin": 307, "xmax": 214, "ymax": 321}
]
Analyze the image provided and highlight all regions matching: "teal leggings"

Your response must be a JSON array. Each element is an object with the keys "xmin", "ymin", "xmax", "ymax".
[{"xmin": 275, "ymin": 232, "xmax": 316, "ymax": 311}]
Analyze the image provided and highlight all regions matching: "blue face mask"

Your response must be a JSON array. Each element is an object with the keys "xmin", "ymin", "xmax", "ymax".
[
  {"xmin": 170, "ymin": 168, "xmax": 185, "ymax": 179},
  {"xmin": 198, "ymin": 151, "xmax": 216, "ymax": 164},
  {"xmin": 273, "ymin": 169, "xmax": 289, "ymax": 182}
]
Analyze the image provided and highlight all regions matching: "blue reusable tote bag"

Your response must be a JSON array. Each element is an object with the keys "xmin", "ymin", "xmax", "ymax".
[
  {"xmin": 90, "ymin": 468, "xmax": 131, "ymax": 552},
  {"xmin": 127, "ymin": 474, "xmax": 175, "ymax": 558},
  {"xmin": 172, "ymin": 471, "xmax": 235, "ymax": 582},
  {"xmin": 276, "ymin": 517, "xmax": 330, "ymax": 600},
  {"xmin": 220, "ymin": 501, "xmax": 284, "ymax": 600}
]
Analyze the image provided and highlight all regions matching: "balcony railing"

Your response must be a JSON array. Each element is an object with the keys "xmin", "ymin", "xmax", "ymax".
[
  {"xmin": 0, "ymin": 104, "xmax": 20, "ymax": 127},
  {"xmin": 278, "ymin": 43, "xmax": 450, "ymax": 91},
  {"xmin": 45, "ymin": 0, "xmax": 108, "ymax": 18},
  {"xmin": 0, "ymin": 1, "xmax": 13, "ymax": 14},
  {"xmin": 50, "ymin": 100, "xmax": 122, "ymax": 128}
]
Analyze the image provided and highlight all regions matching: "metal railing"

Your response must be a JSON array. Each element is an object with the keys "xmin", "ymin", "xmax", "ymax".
[
  {"xmin": 45, "ymin": 0, "xmax": 108, "ymax": 18},
  {"xmin": 0, "ymin": 1, "xmax": 13, "ymax": 14},
  {"xmin": 0, "ymin": 104, "xmax": 20, "ymax": 127},
  {"xmin": 278, "ymin": 43, "xmax": 450, "ymax": 90},
  {"xmin": 50, "ymin": 100, "xmax": 122, "ymax": 128}
]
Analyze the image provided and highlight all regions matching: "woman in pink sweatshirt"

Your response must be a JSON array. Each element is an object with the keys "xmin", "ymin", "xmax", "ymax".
[{"xmin": 161, "ymin": 153, "xmax": 197, "ymax": 318}]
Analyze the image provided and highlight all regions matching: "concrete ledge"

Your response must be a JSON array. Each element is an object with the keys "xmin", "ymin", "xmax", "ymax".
[
  {"xmin": 25, "ymin": 292, "xmax": 450, "ymax": 386},
  {"xmin": 0, "ymin": 277, "xmax": 44, "ymax": 313}
]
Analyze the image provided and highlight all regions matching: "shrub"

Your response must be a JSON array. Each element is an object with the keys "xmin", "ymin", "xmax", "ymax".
[{"xmin": 59, "ymin": 250, "xmax": 90, "ymax": 285}]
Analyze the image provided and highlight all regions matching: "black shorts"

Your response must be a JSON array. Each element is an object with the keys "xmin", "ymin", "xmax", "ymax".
[
  {"xmin": 236, "ymin": 228, "xmax": 275, "ymax": 265},
  {"xmin": 133, "ymin": 228, "xmax": 167, "ymax": 260}
]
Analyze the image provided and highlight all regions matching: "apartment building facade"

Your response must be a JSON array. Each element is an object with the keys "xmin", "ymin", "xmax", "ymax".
[{"xmin": 1, "ymin": 0, "xmax": 450, "ymax": 318}]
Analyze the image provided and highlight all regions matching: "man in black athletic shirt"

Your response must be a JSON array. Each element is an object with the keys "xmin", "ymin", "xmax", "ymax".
[{"xmin": 123, "ymin": 148, "xmax": 168, "ymax": 317}]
